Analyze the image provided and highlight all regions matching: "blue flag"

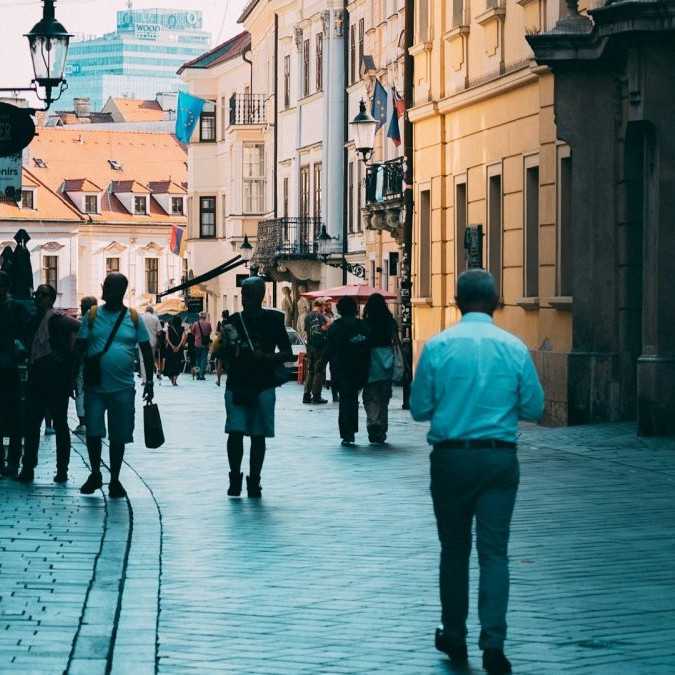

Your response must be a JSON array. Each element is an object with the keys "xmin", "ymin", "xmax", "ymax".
[
  {"xmin": 371, "ymin": 79, "xmax": 388, "ymax": 131},
  {"xmin": 175, "ymin": 91, "xmax": 205, "ymax": 143},
  {"xmin": 387, "ymin": 89, "xmax": 401, "ymax": 147}
]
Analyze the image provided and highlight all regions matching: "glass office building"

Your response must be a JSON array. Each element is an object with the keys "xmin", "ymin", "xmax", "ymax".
[{"xmin": 64, "ymin": 8, "xmax": 211, "ymax": 111}]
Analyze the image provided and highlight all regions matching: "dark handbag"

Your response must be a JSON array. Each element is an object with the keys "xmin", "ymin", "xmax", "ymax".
[
  {"xmin": 238, "ymin": 314, "xmax": 288, "ymax": 388},
  {"xmin": 83, "ymin": 307, "xmax": 128, "ymax": 388},
  {"xmin": 143, "ymin": 402, "xmax": 165, "ymax": 449}
]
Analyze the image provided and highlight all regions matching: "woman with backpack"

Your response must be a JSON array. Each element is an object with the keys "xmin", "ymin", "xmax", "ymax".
[
  {"xmin": 362, "ymin": 293, "xmax": 399, "ymax": 445},
  {"xmin": 325, "ymin": 297, "xmax": 370, "ymax": 447}
]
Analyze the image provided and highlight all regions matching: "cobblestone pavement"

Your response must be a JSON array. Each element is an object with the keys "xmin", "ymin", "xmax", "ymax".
[{"xmin": 2, "ymin": 376, "xmax": 675, "ymax": 674}]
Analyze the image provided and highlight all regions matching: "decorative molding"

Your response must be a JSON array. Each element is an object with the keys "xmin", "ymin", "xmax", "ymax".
[
  {"xmin": 409, "ymin": 41, "xmax": 432, "ymax": 57},
  {"xmin": 333, "ymin": 10, "xmax": 345, "ymax": 38},
  {"xmin": 476, "ymin": 6, "xmax": 506, "ymax": 27},
  {"xmin": 407, "ymin": 100, "xmax": 438, "ymax": 123},
  {"xmin": 294, "ymin": 26, "xmax": 303, "ymax": 51},
  {"xmin": 516, "ymin": 296, "xmax": 540, "ymax": 311},
  {"xmin": 140, "ymin": 241, "xmax": 164, "ymax": 254},
  {"xmin": 0, "ymin": 241, "xmax": 15, "ymax": 250},
  {"xmin": 41, "ymin": 242, "xmax": 65, "ymax": 252},
  {"xmin": 321, "ymin": 10, "xmax": 330, "ymax": 36}
]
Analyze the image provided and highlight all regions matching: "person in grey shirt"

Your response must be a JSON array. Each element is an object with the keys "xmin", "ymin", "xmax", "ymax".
[{"xmin": 411, "ymin": 270, "xmax": 544, "ymax": 674}]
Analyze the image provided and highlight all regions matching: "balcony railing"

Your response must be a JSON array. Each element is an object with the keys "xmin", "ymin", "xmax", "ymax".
[
  {"xmin": 255, "ymin": 217, "xmax": 341, "ymax": 267},
  {"xmin": 229, "ymin": 93, "xmax": 266, "ymax": 126},
  {"xmin": 365, "ymin": 157, "xmax": 405, "ymax": 206}
]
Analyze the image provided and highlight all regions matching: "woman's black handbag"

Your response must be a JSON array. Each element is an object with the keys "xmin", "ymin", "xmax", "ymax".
[
  {"xmin": 238, "ymin": 314, "xmax": 288, "ymax": 388},
  {"xmin": 83, "ymin": 308, "xmax": 128, "ymax": 388},
  {"xmin": 143, "ymin": 402, "xmax": 165, "ymax": 449}
]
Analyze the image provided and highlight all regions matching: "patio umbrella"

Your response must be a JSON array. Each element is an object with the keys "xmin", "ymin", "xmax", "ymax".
[{"xmin": 301, "ymin": 284, "xmax": 397, "ymax": 303}]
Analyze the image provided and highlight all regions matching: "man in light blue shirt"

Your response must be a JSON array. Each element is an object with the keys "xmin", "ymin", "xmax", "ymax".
[{"xmin": 411, "ymin": 270, "xmax": 544, "ymax": 675}]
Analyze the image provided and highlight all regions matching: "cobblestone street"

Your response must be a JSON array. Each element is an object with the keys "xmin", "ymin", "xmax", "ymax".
[{"xmin": 1, "ymin": 377, "xmax": 675, "ymax": 674}]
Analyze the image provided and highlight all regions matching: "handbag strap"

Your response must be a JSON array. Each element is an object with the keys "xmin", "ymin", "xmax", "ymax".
[
  {"xmin": 100, "ymin": 307, "xmax": 128, "ymax": 356},
  {"xmin": 238, "ymin": 313, "xmax": 254, "ymax": 351}
]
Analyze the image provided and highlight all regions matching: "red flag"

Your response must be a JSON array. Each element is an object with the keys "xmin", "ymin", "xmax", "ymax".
[{"xmin": 393, "ymin": 87, "xmax": 405, "ymax": 119}]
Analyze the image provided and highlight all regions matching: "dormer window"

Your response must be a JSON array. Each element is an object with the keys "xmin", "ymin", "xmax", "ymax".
[
  {"xmin": 109, "ymin": 160, "xmax": 123, "ymax": 171},
  {"xmin": 134, "ymin": 196, "xmax": 148, "ymax": 214},
  {"xmin": 84, "ymin": 195, "xmax": 98, "ymax": 214},
  {"xmin": 33, "ymin": 158, "xmax": 47, "ymax": 169},
  {"xmin": 21, "ymin": 190, "xmax": 35, "ymax": 209},
  {"xmin": 171, "ymin": 197, "xmax": 184, "ymax": 215}
]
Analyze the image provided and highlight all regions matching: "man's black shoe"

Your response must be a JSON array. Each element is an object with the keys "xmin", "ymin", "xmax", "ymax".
[
  {"xmin": 227, "ymin": 471, "xmax": 243, "ymax": 497},
  {"xmin": 108, "ymin": 480, "xmax": 127, "ymax": 499},
  {"xmin": 482, "ymin": 648, "xmax": 511, "ymax": 674},
  {"xmin": 17, "ymin": 468, "xmax": 34, "ymax": 483},
  {"xmin": 341, "ymin": 439, "xmax": 356, "ymax": 448},
  {"xmin": 53, "ymin": 471, "xmax": 68, "ymax": 484},
  {"xmin": 80, "ymin": 472, "xmax": 103, "ymax": 495},
  {"xmin": 302, "ymin": 394, "xmax": 312, "ymax": 404},
  {"xmin": 312, "ymin": 397, "xmax": 328, "ymax": 405},
  {"xmin": 435, "ymin": 627, "xmax": 468, "ymax": 668},
  {"xmin": 246, "ymin": 475, "xmax": 262, "ymax": 498}
]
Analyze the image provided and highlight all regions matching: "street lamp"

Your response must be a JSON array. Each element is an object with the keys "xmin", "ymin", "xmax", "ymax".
[
  {"xmin": 240, "ymin": 234, "xmax": 253, "ymax": 264},
  {"xmin": 350, "ymin": 99, "xmax": 377, "ymax": 163},
  {"xmin": 25, "ymin": 1, "xmax": 72, "ymax": 108},
  {"xmin": 317, "ymin": 224, "xmax": 333, "ymax": 260}
]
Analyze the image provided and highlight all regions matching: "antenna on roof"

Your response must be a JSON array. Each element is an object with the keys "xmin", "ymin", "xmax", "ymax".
[{"xmin": 127, "ymin": 0, "xmax": 134, "ymax": 10}]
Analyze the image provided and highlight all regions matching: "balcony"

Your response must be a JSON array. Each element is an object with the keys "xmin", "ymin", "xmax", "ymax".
[
  {"xmin": 229, "ymin": 93, "xmax": 266, "ymax": 126},
  {"xmin": 362, "ymin": 157, "xmax": 406, "ymax": 242}
]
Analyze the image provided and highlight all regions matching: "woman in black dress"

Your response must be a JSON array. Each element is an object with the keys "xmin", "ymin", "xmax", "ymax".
[{"xmin": 164, "ymin": 316, "xmax": 186, "ymax": 386}]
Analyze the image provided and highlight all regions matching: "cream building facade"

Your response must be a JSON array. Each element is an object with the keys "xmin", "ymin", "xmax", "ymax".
[{"xmin": 409, "ymin": 0, "xmax": 584, "ymax": 424}]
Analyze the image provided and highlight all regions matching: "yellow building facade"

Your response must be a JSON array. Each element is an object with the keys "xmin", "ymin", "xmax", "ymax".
[{"xmin": 409, "ymin": 0, "xmax": 575, "ymax": 424}]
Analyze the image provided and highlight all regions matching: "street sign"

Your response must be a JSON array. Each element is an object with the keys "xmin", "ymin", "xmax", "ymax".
[
  {"xmin": 0, "ymin": 103, "xmax": 36, "ymax": 157},
  {"xmin": 464, "ymin": 224, "xmax": 484, "ymax": 269},
  {"xmin": 0, "ymin": 153, "xmax": 22, "ymax": 202},
  {"xmin": 186, "ymin": 296, "xmax": 204, "ymax": 313}
]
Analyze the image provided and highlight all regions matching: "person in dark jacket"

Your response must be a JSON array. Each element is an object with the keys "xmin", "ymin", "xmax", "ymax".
[
  {"xmin": 223, "ymin": 276, "xmax": 292, "ymax": 498},
  {"xmin": 325, "ymin": 297, "xmax": 370, "ymax": 447}
]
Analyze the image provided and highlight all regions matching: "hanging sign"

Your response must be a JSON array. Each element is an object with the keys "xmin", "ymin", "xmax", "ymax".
[
  {"xmin": 0, "ymin": 153, "xmax": 22, "ymax": 202},
  {"xmin": 0, "ymin": 103, "xmax": 36, "ymax": 157},
  {"xmin": 464, "ymin": 224, "xmax": 484, "ymax": 270}
]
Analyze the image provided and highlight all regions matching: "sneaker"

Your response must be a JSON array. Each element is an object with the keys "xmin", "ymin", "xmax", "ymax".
[
  {"xmin": 108, "ymin": 480, "xmax": 127, "ymax": 499},
  {"xmin": 227, "ymin": 471, "xmax": 243, "ymax": 497},
  {"xmin": 80, "ymin": 472, "xmax": 103, "ymax": 495},
  {"xmin": 44, "ymin": 426, "xmax": 55, "ymax": 436},
  {"xmin": 482, "ymin": 648, "xmax": 512, "ymax": 674},
  {"xmin": 302, "ymin": 394, "xmax": 312, "ymax": 404},
  {"xmin": 53, "ymin": 471, "xmax": 68, "ymax": 484},
  {"xmin": 246, "ymin": 475, "xmax": 262, "ymax": 498},
  {"xmin": 312, "ymin": 398, "xmax": 328, "ymax": 405},
  {"xmin": 435, "ymin": 627, "xmax": 468, "ymax": 668},
  {"xmin": 341, "ymin": 438, "xmax": 356, "ymax": 448},
  {"xmin": 17, "ymin": 467, "xmax": 34, "ymax": 483}
]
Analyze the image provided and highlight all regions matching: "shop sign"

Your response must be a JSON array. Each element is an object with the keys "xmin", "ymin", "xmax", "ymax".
[
  {"xmin": 0, "ymin": 103, "xmax": 36, "ymax": 157},
  {"xmin": 186, "ymin": 296, "xmax": 204, "ymax": 313},
  {"xmin": 464, "ymin": 224, "xmax": 484, "ymax": 269},
  {"xmin": 0, "ymin": 153, "xmax": 22, "ymax": 202}
]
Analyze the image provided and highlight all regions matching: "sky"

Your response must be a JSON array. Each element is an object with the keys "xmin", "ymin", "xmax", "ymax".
[{"xmin": 0, "ymin": 0, "xmax": 248, "ymax": 99}]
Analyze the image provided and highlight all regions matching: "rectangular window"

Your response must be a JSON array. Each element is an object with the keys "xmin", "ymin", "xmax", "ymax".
[
  {"xmin": 283, "ymin": 177, "xmax": 289, "ymax": 217},
  {"xmin": 21, "ymin": 190, "xmax": 34, "ymax": 209},
  {"xmin": 419, "ymin": 189, "xmax": 432, "ymax": 298},
  {"xmin": 303, "ymin": 39, "xmax": 310, "ymax": 97},
  {"xmin": 524, "ymin": 166, "xmax": 540, "ymax": 297},
  {"xmin": 452, "ymin": 0, "xmax": 464, "ymax": 28},
  {"xmin": 455, "ymin": 182, "xmax": 467, "ymax": 276},
  {"xmin": 243, "ymin": 144, "xmax": 265, "ymax": 214},
  {"xmin": 313, "ymin": 163, "xmax": 322, "ymax": 225},
  {"xmin": 350, "ymin": 26, "xmax": 356, "ymax": 84},
  {"xmin": 358, "ymin": 19, "xmax": 365, "ymax": 80},
  {"xmin": 199, "ymin": 196, "xmax": 216, "ymax": 238},
  {"xmin": 171, "ymin": 197, "xmax": 184, "ymax": 215},
  {"xmin": 558, "ymin": 156, "xmax": 572, "ymax": 296},
  {"xmin": 316, "ymin": 33, "xmax": 323, "ymax": 92},
  {"xmin": 348, "ymin": 162, "xmax": 354, "ymax": 233},
  {"xmin": 389, "ymin": 251, "xmax": 399, "ymax": 277},
  {"xmin": 145, "ymin": 258, "xmax": 159, "ymax": 295},
  {"xmin": 106, "ymin": 257, "xmax": 120, "ymax": 275},
  {"xmin": 84, "ymin": 195, "xmax": 98, "ymax": 213},
  {"xmin": 300, "ymin": 166, "xmax": 310, "ymax": 220},
  {"xmin": 418, "ymin": 0, "xmax": 429, "ymax": 40},
  {"xmin": 356, "ymin": 162, "xmax": 363, "ymax": 232},
  {"xmin": 284, "ymin": 55, "xmax": 291, "ymax": 108},
  {"xmin": 488, "ymin": 174, "xmax": 502, "ymax": 298},
  {"xmin": 370, "ymin": 260, "xmax": 377, "ymax": 286},
  {"xmin": 43, "ymin": 256, "xmax": 58, "ymax": 291},
  {"xmin": 134, "ymin": 196, "xmax": 147, "ymax": 214},
  {"xmin": 199, "ymin": 109, "xmax": 216, "ymax": 142}
]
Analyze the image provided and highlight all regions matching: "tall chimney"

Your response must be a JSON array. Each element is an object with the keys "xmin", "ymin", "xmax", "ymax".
[{"xmin": 73, "ymin": 97, "xmax": 91, "ymax": 117}]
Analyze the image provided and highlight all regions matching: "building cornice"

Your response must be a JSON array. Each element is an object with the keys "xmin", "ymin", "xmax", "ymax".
[{"xmin": 407, "ymin": 100, "xmax": 438, "ymax": 123}]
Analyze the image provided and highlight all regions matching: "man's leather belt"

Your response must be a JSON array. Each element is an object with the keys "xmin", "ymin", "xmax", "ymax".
[{"xmin": 434, "ymin": 439, "xmax": 517, "ymax": 450}]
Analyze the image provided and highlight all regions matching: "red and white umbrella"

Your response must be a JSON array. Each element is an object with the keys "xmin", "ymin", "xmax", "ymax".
[{"xmin": 301, "ymin": 284, "xmax": 397, "ymax": 303}]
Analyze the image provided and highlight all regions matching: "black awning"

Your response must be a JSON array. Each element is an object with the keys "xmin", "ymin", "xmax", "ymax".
[{"xmin": 156, "ymin": 255, "xmax": 246, "ymax": 300}]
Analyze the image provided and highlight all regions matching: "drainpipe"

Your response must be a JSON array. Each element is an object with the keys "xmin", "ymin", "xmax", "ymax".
[
  {"xmin": 242, "ymin": 47, "xmax": 253, "ymax": 94},
  {"xmin": 342, "ymin": 5, "xmax": 349, "ymax": 285}
]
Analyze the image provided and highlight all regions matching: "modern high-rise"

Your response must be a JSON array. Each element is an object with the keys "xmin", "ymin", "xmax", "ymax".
[{"xmin": 63, "ymin": 8, "xmax": 211, "ymax": 111}]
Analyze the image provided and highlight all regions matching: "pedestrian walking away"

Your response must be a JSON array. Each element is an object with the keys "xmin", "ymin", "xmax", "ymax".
[
  {"xmin": 325, "ymin": 297, "xmax": 370, "ymax": 447},
  {"xmin": 141, "ymin": 305, "xmax": 162, "ymax": 382},
  {"xmin": 303, "ymin": 299, "xmax": 329, "ymax": 404},
  {"xmin": 164, "ymin": 316, "xmax": 186, "ymax": 386},
  {"xmin": 219, "ymin": 276, "xmax": 292, "ymax": 498},
  {"xmin": 410, "ymin": 269, "xmax": 544, "ymax": 674},
  {"xmin": 20, "ymin": 284, "xmax": 80, "ymax": 484},
  {"xmin": 74, "ymin": 296, "xmax": 98, "ymax": 435},
  {"xmin": 191, "ymin": 311, "xmax": 212, "ymax": 380},
  {"xmin": 76, "ymin": 273, "xmax": 155, "ymax": 499},
  {"xmin": 362, "ymin": 293, "xmax": 398, "ymax": 445}
]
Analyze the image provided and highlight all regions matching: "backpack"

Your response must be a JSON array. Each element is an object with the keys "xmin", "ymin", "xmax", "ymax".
[
  {"xmin": 308, "ymin": 313, "xmax": 327, "ymax": 350},
  {"xmin": 342, "ymin": 324, "xmax": 370, "ymax": 389},
  {"xmin": 88, "ymin": 306, "xmax": 139, "ymax": 330}
]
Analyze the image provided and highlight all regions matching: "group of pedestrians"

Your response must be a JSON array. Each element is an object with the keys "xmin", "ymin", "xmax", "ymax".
[
  {"xmin": 300, "ymin": 294, "xmax": 402, "ymax": 447},
  {"xmin": 160, "ymin": 311, "xmax": 213, "ymax": 385},
  {"xmin": 0, "ymin": 271, "xmax": 154, "ymax": 499}
]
